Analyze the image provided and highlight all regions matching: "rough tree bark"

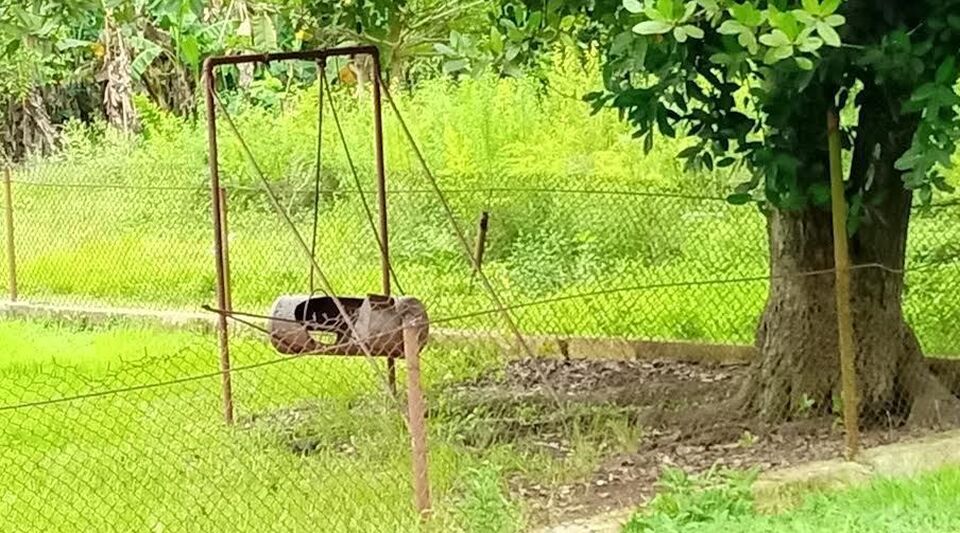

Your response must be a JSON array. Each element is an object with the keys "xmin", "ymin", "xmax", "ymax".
[{"xmin": 736, "ymin": 83, "xmax": 960, "ymax": 428}]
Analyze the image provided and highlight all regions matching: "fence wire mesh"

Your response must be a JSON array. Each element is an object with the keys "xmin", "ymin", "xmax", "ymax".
[{"xmin": 2, "ymin": 158, "xmax": 960, "ymax": 531}]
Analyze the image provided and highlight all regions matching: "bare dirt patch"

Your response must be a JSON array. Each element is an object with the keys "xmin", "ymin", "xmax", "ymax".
[{"xmin": 439, "ymin": 357, "xmax": 934, "ymax": 528}]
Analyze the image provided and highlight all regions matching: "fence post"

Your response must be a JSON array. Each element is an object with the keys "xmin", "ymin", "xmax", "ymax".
[
  {"xmin": 827, "ymin": 108, "xmax": 860, "ymax": 459},
  {"xmin": 472, "ymin": 211, "xmax": 490, "ymax": 279},
  {"xmin": 3, "ymin": 166, "xmax": 17, "ymax": 302},
  {"xmin": 403, "ymin": 316, "xmax": 431, "ymax": 520}
]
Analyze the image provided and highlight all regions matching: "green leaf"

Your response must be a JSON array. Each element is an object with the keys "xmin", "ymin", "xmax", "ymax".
[
  {"xmin": 633, "ymin": 20, "xmax": 674, "ymax": 35},
  {"xmin": 824, "ymin": 14, "xmax": 845, "ymax": 27},
  {"xmin": 738, "ymin": 31, "xmax": 759, "ymax": 54},
  {"xmin": 657, "ymin": 109, "xmax": 676, "ymax": 137},
  {"xmin": 131, "ymin": 44, "xmax": 163, "ymax": 78},
  {"xmin": 764, "ymin": 45, "xmax": 794, "ymax": 64},
  {"xmin": 709, "ymin": 52, "xmax": 729, "ymax": 65},
  {"xmin": 623, "ymin": 0, "xmax": 643, "ymax": 13},
  {"xmin": 254, "ymin": 13, "xmax": 278, "ymax": 50},
  {"xmin": 488, "ymin": 27, "xmax": 504, "ymax": 55},
  {"xmin": 56, "ymin": 38, "xmax": 93, "ymax": 52},
  {"xmin": 770, "ymin": 11, "xmax": 800, "ymax": 39},
  {"xmin": 527, "ymin": 11, "xmax": 544, "ymax": 30},
  {"xmin": 643, "ymin": 131, "xmax": 654, "ymax": 154},
  {"xmin": 734, "ymin": 178, "xmax": 759, "ymax": 193},
  {"xmin": 697, "ymin": 0, "xmax": 720, "ymax": 12},
  {"xmin": 673, "ymin": 26, "xmax": 688, "ymax": 42},
  {"xmin": 611, "ymin": 31, "xmax": 635, "ymax": 55},
  {"xmin": 677, "ymin": 145, "xmax": 701, "ymax": 158},
  {"xmin": 682, "ymin": 25, "xmax": 704, "ymax": 39},
  {"xmin": 795, "ymin": 56, "xmax": 814, "ymax": 70},
  {"xmin": 895, "ymin": 150, "xmax": 921, "ymax": 171},
  {"xmin": 730, "ymin": 2, "xmax": 763, "ymax": 26},
  {"xmin": 434, "ymin": 43, "xmax": 457, "ymax": 56},
  {"xmin": 797, "ymin": 35, "xmax": 823, "ymax": 53},
  {"xmin": 801, "ymin": 0, "xmax": 819, "ymax": 14},
  {"xmin": 816, "ymin": 21, "xmax": 841, "ymax": 47},
  {"xmin": 919, "ymin": 185, "xmax": 933, "ymax": 205},
  {"xmin": 656, "ymin": 0, "xmax": 675, "ymax": 19},
  {"xmin": 933, "ymin": 177, "xmax": 957, "ymax": 193},
  {"xmin": 180, "ymin": 35, "xmax": 200, "ymax": 67},
  {"xmin": 936, "ymin": 57, "xmax": 956, "ymax": 84},
  {"xmin": 759, "ymin": 30, "xmax": 791, "ymax": 48},
  {"xmin": 820, "ymin": 0, "xmax": 840, "ymax": 15},
  {"xmin": 793, "ymin": 10, "xmax": 817, "ymax": 25},
  {"xmin": 727, "ymin": 193, "xmax": 752, "ymax": 205},
  {"xmin": 443, "ymin": 59, "xmax": 469, "ymax": 73},
  {"xmin": 808, "ymin": 183, "xmax": 831, "ymax": 205},
  {"xmin": 718, "ymin": 20, "xmax": 747, "ymax": 35}
]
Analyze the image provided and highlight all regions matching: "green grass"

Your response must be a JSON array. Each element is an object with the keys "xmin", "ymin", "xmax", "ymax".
[
  {"xmin": 625, "ymin": 466, "xmax": 960, "ymax": 533},
  {"xmin": 0, "ymin": 318, "xmax": 648, "ymax": 532}
]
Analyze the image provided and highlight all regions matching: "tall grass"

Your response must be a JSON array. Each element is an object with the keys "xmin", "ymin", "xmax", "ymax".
[{"xmin": 5, "ymin": 53, "xmax": 960, "ymax": 354}]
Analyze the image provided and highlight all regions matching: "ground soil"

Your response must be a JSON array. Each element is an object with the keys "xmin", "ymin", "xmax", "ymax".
[{"xmin": 445, "ymin": 357, "xmax": 936, "ymax": 528}]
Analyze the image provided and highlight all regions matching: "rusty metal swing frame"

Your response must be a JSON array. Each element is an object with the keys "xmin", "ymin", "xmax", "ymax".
[{"xmin": 203, "ymin": 46, "xmax": 398, "ymax": 423}]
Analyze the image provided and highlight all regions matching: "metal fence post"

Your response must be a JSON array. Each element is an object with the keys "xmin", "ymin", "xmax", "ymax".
[
  {"xmin": 403, "ymin": 316, "xmax": 431, "ymax": 520},
  {"xmin": 3, "ymin": 166, "xmax": 17, "ymax": 302},
  {"xmin": 828, "ymin": 108, "xmax": 861, "ymax": 459}
]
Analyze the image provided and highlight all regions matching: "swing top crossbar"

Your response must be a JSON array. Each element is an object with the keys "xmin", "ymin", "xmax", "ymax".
[{"xmin": 202, "ymin": 45, "xmax": 380, "ymax": 71}]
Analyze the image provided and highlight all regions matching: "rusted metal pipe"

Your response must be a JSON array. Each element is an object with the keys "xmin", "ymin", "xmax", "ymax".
[
  {"xmin": 3, "ymin": 167, "xmax": 16, "ymax": 302},
  {"xmin": 369, "ymin": 50, "xmax": 397, "ymax": 395},
  {"xmin": 371, "ymin": 50, "xmax": 390, "ymax": 297},
  {"xmin": 403, "ymin": 316, "xmax": 431, "ymax": 520},
  {"xmin": 203, "ymin": 46, "xmax": 379, "ymax": 69},
  {"xmin": 204, "ymin": 62, "xmax": 235, "ymax": 426}
]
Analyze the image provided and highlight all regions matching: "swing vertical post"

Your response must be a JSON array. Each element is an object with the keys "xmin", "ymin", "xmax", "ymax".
[
  {"xmin": 371, "ymin": 49, "xmax": 397, "ymax": 394},
  {"xmin": 203, "ymin": 60, "xmax": 235, "ymax": 426}
]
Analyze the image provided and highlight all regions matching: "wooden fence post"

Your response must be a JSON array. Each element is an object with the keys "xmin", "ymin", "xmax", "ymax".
[
  {"xmin": 828, "ymin": 108, "xmax": 861, "ymax": 459},
  {"xmin": 3, "ymin": 167, "xmax": 17, "ymax": 302},
  {"xmin": 403, "ymin": 316, "xmax": 431, "ymax": 520}
]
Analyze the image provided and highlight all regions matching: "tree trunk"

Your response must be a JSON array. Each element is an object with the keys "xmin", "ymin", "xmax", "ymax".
[{"xmin": 736, "ymin": 84, "xmax": 960, "ymax": 429}]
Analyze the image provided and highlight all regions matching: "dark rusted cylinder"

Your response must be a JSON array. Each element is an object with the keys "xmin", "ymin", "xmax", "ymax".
[{"xmin": 268, "ymin": 294, "xmax": 428, "ymax": 358}]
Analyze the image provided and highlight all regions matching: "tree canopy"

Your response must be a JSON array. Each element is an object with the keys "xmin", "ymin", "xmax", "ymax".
[{"xmin": 445, "ymin": 0, "xmax": 960, "ymax": 219}]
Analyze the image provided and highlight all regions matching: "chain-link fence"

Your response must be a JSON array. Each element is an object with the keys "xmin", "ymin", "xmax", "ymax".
[{"xmin": 3, "ymin": 158, "xmax": 960, "ymax": 531}]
